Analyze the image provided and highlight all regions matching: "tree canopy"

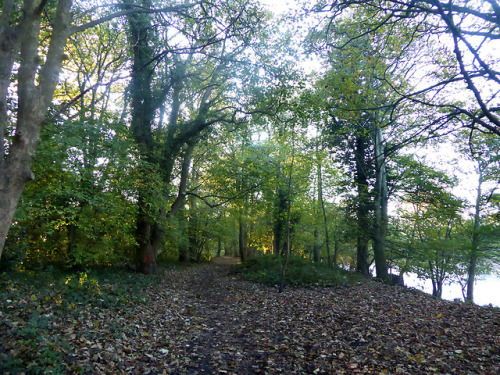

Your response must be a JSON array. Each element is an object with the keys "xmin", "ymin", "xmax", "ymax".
[{"xmin": 1, "ymin": 0, "xmax": 499, "ymax": 302}]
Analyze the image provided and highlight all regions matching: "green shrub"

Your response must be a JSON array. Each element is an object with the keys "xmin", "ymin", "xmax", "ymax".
[{"xmin": 238, "ymin": 254, "xmax": 363, "ymax": 287}]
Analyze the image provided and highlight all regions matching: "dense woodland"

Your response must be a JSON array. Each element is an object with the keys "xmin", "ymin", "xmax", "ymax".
[
  {"xmin": 1, "ymin": 0, "xmax": 500, "ymax": 299},
  {"xmin": 0, "ymin": 0, "xmax": 500, "ymax": 301},
  {"xmin": 1, "ymin": 0, "xmax": 500, "ymax": 372}
]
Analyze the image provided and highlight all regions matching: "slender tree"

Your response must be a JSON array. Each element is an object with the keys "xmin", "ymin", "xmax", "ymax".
[{"xmin": 457, "ymin": 131, "xmax": 500, "ymax": 302}]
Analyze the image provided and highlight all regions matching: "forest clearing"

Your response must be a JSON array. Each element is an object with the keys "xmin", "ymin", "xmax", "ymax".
[{"xmin": 1, "ymin": 261, "xmax": 499, "ymax": 374}]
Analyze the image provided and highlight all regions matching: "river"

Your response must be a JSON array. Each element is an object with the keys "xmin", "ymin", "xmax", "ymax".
[{"xmin": 403, "ymin": 272, "xmax": 500, "ymax": 308}]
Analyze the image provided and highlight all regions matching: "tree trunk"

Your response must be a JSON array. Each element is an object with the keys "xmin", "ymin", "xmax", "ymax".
[
  {"xmin": 372, "ymin": 126, "xmax": 389, "ymax": 281},
  {"xmin": 135, "ymin": 217, "xmax": 160, "ymax": 274},
  {"xmin": 429, "ymin": 260, "xmax": 444, "ymax": 299},
  {"xmin": 355, "ymin": 135, "xmax": 371, "ymax": 276},
  {"xmin": 126, "ymin": 4, "xmax": 162, "ymax": 273},
  {"xmin": 318, "ymin": 161, "xmax": 332, "ymax": 267},
  {"xmin": 0, "ymin": 0, "xmax": 73, "ymax": 259},
  {"xmin": 333, "ymin": 239, "xmax": 340, "ymax": 266},
  {"xmin": 279, "ymin": 134, "xmax": 295, "ymax": 293},
  {"xmin": 0, "ymin": 177, "xmax": 30, "ymax": 257},
  {"xmin": 273, "ymin": 185, "xmax": 287, "ymax": 256},
  {"xmin": 466, "ymin": 168, "xmax": 483, "ymax": 303},
  {"xmin": 313, "ymin": 228, "xmax": 321, "ymax": 263},
  {"xmin": 273, "ymin": 138, "xmax": 286, "ymax": 256},
  {"xmin": 169, "ymin": 141, "xmax": 196, "ymax": 216},
  {"xmin": 217, "ymin": 236, "xmax": 222, "ymax": 257},
  {"xmin": 433, "ymin": 281, "xmax": 443, "ymax": 299},
  {"xmin": 178, "ymin": 210, "xmax": 189, "ymax": 263},
  {"xmin": 239, "ymin": 212, "xmax": 247, "ymax": 262}
]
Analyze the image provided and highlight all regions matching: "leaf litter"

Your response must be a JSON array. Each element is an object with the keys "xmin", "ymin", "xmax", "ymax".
[{"xmin": 1, "ymin": 264, "xmax": 499, "ymax": 374}]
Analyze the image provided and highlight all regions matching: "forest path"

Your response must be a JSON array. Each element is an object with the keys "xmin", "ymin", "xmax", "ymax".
[
  {"xmin": 118, "ymin": 263, "xmax": 499, "ymax": 374},
  {"xmin": 7, "ymin": 263, "xmax": 497, "ymax": 374},
  {"xmin": 211, "ymin": 256, "xmax": 242, "ymax": 265}
]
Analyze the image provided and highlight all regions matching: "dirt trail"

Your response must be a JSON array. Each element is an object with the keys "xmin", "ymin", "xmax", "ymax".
[
  {"xmin": 131, "ymin": 264, "xmax": 499, "ymax": 374},
  {"xmin": 13, "ymin": 263, "xmax": 498, "ymax": 374},
  {"xmin": 211, "ymin": 256, "xmax": 242, "ymax": 265}
]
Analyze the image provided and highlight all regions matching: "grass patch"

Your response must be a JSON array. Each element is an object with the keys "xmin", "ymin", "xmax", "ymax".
[{"xmin": 238, "ymin": 254, "xmax": 365, "ymax": 287}]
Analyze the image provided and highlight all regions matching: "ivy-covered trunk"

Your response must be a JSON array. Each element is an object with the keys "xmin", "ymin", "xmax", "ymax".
[
  {"xmin": 372, "ymin": 125, "xmax": 388, "ymax": 281},
  {"xmin": 239, "ymin": 212, "xmax": 248, "ymax": 261},
  {"xmin": 135, "ymin": 216, "xmax": 161, "ymax": 274},
  {"xmin": 317, "ymin": 158, "xmax": 331, "ymax": 266},
  {"xmin": 273, "ymin": 187, "xmax": 287, "ymax": 256},
  {"xmin": 126, "ymin": 2, "xmax": 162, "ymax": 274},
  {"xmin": 355, "ymin": 135, "xmax": 371, "ymax": 276}
]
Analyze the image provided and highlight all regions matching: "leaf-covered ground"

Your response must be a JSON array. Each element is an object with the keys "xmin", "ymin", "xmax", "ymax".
[{"xmin": 1, "ymin": 263, "xmax": 500, "ymax": 374}]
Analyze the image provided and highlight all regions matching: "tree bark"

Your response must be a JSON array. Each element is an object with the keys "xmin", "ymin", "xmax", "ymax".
[
  {"xmin": 313, "ymin": 228, "xmax": 321, "ymax": 263},
  {"xmin": 273, "ymin": 186, "xmax": 287, "ymax": 256},
  {"xmin": 279, "ymin": 134, "xmax": 295, "ymax": 293},
  {"xmin": 318, "ymin": 161, "xmax": 332, "ymax": 267},
  {"xmin": 333, "ymin": 238, "xmax": 340, "ymax": 266},
  {"xmin": 239, "ymin": 213, "xmax": 247, "ymax": 262},
  {"xmin": 125, "ymin": 2, "xmax": 163, "ymax": 273},
  {"xmin": 430, "ymin": 259, "xmax": 445, "ymax": 299},
  {"xmin": 0, "ymin": 0, "xmax": 73, "ymax": 259},
  {"xmin": 372, "ymin": 126, "xmax": 389, "ymax": 281},
  {"xmin": 466, "ymin": 168, "xmax": 483, "ymax": 303},
  {"xmin": 169, "ymin": 141, "xmax": 196, "ymax": 216},
  {"xmin": 355, "ymin": 135, "xmax": 371, "ymax": 276},
  {"xmin": 135, "ymin": 213, "xmax": 160, "ymax": 274}
]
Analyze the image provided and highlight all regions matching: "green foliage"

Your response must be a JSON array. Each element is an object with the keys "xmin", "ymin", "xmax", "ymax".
[
  {"xmin": 238, "ymin": 254, "xmax": 364, "ymax": 287},
  {"xmin": 388, "ymin": 157, "xmax": 468, "ymax": 297},
  {"xmin": 4, "ymin": 115, "xmax": 138, "ymax": 269}
]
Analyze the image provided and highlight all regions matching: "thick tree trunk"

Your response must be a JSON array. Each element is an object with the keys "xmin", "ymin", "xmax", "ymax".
[
  {"xmin": 126, "ymin": 4, "xmax": 162, "ymax": 273},
  {"xmin": 0, "ymin": 176, "xmax": 31, "ymax": 256},
  {"xmin": 0, "ymin": 0, "xmax": 19, "ymax": 175},
  {"xmin": 0, "ymin": 0, "xmax": 73, "ymax": 259},
  {"xmin": 355, "ymin": 135, "xmax": 371, "ymax": 276},
  {"xmin": 373, "ymin": 126, "xmax": 389, "ymax": 281},
  {"xmin": 135, "ymin": 217, "xmax": 160, "ymax": 274},
  {"xmin": 169, "ymin": 141, "xmax": 196, "ymax": 216}
]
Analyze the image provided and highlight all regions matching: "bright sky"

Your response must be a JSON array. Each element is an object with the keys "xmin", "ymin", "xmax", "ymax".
[{"xmin": 259, "ymin": 0, "xmax": 291, "ymax": 14}]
